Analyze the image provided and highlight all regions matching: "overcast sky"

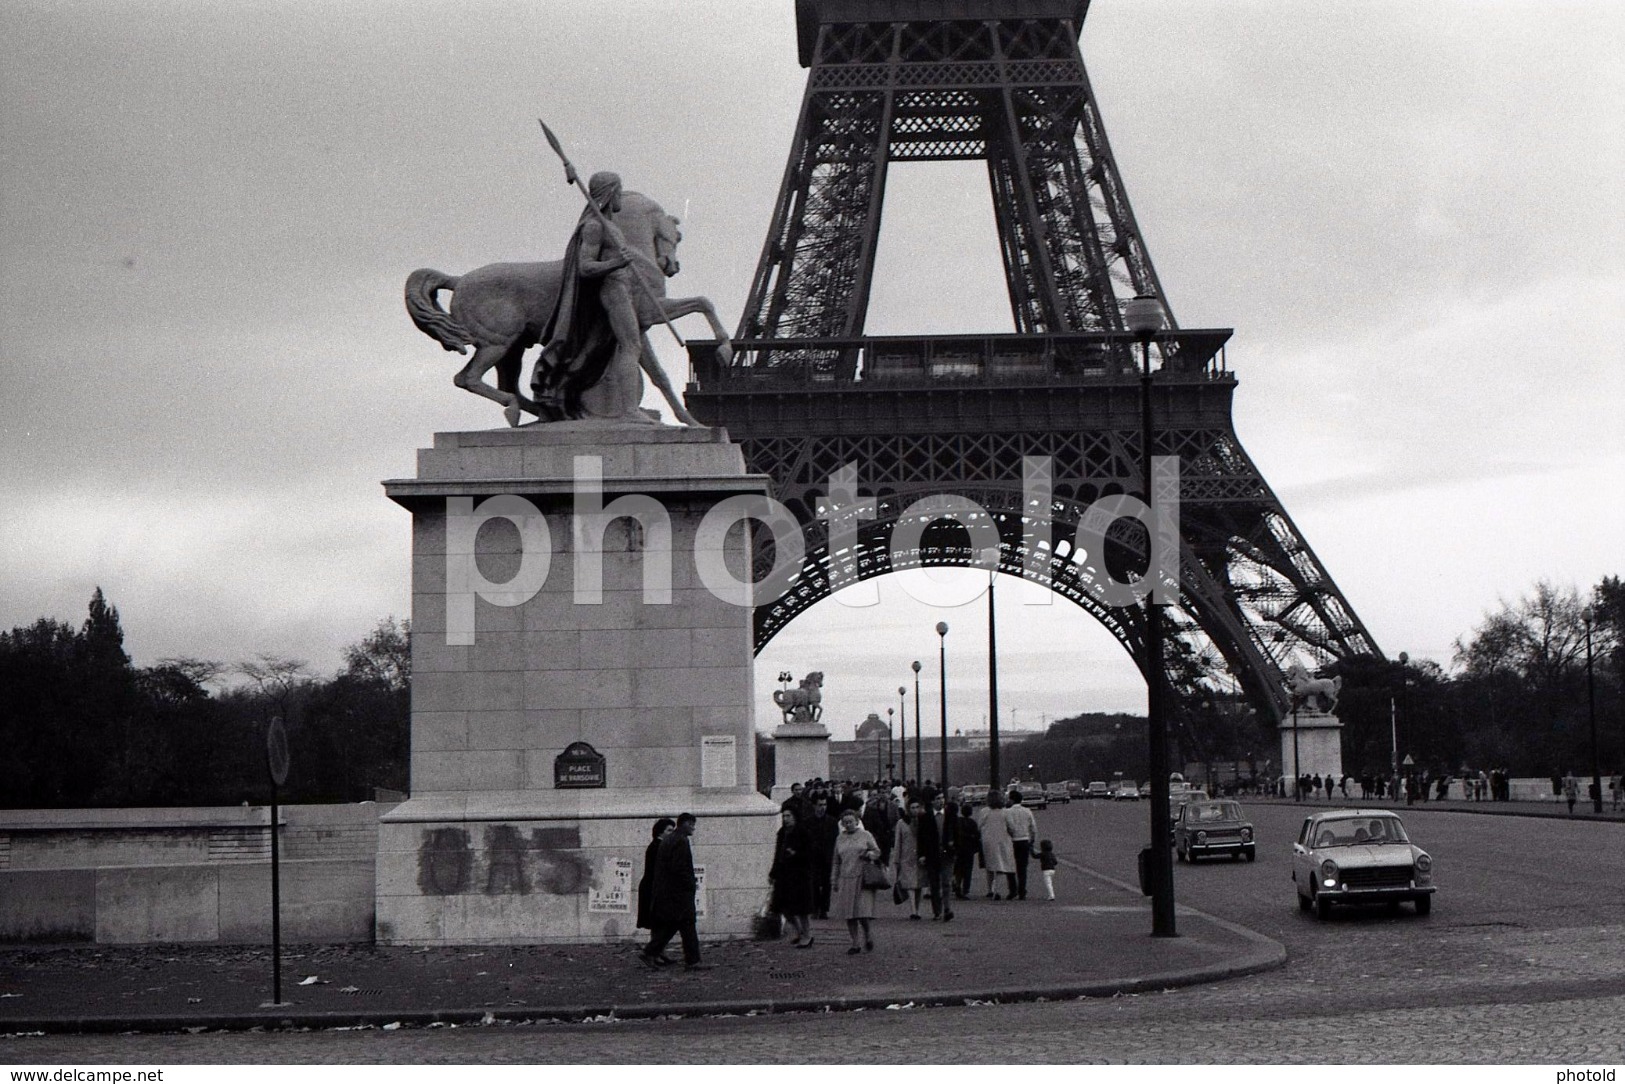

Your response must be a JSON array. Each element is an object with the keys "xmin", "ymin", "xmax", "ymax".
[{"xmin": 2, "ymin": 1, "xmax": 1620, "ymax": 741}]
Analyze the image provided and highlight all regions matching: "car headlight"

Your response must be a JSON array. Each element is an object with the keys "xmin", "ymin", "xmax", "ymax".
[
  {"xmin": 1414, "ymin": 853, "xmax": 1432, "ymax": 873},
  {"xmin": 1240, "ymin": 827, "xmax": 1252, "ymax": 842},
  {"xmin": 1320, "ymin": 859, "xmax": 1338, "ymax": 886}
]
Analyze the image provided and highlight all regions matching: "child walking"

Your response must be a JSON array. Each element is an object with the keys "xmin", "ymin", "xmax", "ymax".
[{"xmin": 1037, "ymin": 839, "xmax": 1058, "ymax": 900}]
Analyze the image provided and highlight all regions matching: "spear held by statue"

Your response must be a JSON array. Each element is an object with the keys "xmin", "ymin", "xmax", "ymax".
[{"xmin": 538, "ymin": 119, "xmax": 687, "ymax": 350}]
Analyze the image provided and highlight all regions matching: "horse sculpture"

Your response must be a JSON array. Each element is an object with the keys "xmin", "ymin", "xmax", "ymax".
[
  {"xmin": 1285, "ymin": 663, "xmax": 1342, "ymax": 714},
  {"xmin": 772, "ymin": 672, "xmax": 825, "ymax": 726},
  {"xmin": 404, "ymin": 192, "xmax": 732, "ymax": 427}
]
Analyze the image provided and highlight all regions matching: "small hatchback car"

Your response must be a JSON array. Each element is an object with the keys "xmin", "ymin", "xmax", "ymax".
[
  {"xmin": 1291, "ymin": 809, "xmax": 1435, "ymax": 918},
  {"xmin": 1174, "ymin": 799, "xmax": 1255, "ymax": 862}
]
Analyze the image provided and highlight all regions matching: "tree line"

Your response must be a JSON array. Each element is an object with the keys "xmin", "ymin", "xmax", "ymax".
[
  {"xmin": 3, "ymin": 576, "xmax": 1617, "ymax": 807},
  {"xmin": 998, "ymin": 577, "xmax": 1623, "ymax": 787},
  {"xmin": 0, "ymin": 589, "xmax": 408, "ymax": 808}
]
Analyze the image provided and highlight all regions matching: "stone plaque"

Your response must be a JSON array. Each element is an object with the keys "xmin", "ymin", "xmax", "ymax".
[
  {"xmin": 553, "ymin": 741, "xmax": 607, "ymax": 789},
  {"xmin": 700, "ymin": 735, "xmax": 736, "ymax": 789}
]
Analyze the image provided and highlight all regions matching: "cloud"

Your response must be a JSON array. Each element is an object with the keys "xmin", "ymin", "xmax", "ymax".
[{"xmin": 2, "ymin": 1, "xmax": 1620, "ymax": 723}]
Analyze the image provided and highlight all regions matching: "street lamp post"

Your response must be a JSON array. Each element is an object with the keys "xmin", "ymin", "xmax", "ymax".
[
  {"xmin": 1397, "ymin": 652, "xmax": 1414, "ymax": 805},
  {"xmin": 986, "ymin": 573, "xmax": 1002, "ymax": 790},
  {"xmin": 1583, "ymin": 606, "xmax": 1601, "ymax": 814},
  {"xmin": 1124, "ymin": 294, "xmax": 1176, "ymax": 938},
  {"xmin": 936, "ymin": 624, "xmax": 949, "ymax": 791},
  {"xmin": 886, "ymin": 707, "xmax": 895, "ymax": 782},
  {"xmin": 914, "ymin": 660, "xmax": 929, "ymax": 791},
  {"xmin": 1397, "ymin": 650, "xmax": 1410, "ymax": 802},
  {"xmin": 876, "ymin": 717, "xmax": 883, "ymax": 779},
  {"xmin": 898, "ymin": 686, "xmax": 908, "ymax": 785},
  {"xmin": 1390, "ymin": 652, "xmax": 1407, "ymax": 794},
  {"xmin": 897, "ymin": 700, "xmax": 905, "ymax": 785}
]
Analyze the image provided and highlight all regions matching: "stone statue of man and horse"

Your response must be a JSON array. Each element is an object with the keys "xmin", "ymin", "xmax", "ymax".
[
  {"xmin": 1284, "ymin": 662, "xmax": 1341, "ymax": 715},
  {"xmin": 405, "ymin": 134, "xmax": 733, "ymax": 428},
  {"xmin": 773, "ymin": 672, "xmax": 824, "ymax": 726}
]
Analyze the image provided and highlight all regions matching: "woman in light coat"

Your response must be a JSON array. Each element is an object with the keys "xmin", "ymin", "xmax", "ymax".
[
  {"xmin": 975, "ymin": 789, "xmax": 1017, "ymax": 899},
  {"xmin": 891, "ymin": 802, "xmax": 923, "ymax": 919},
  {"xmin": 830, "ymin": 808, "xmax": 882, "ymax": 953}
]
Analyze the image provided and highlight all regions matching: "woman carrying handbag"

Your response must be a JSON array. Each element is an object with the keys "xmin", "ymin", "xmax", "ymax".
[{"xmin": 830, "ymin": 809, "xmax": 884, "ymax": 954}]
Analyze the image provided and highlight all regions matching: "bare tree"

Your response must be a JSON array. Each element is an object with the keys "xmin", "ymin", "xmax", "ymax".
[{"xmin": 237, "ymin": 654, "xmax": 313, "ymax": 722}]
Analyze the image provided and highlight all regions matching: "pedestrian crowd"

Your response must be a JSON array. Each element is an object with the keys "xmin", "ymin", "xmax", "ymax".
[{"xmin": 633, "ymin": 777, "xmax": 1062, "ymax": 972}]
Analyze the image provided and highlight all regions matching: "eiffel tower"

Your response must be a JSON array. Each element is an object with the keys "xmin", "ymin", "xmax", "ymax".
[{"xmin": 685, "ymin": 0, "xmax": 1383, "ymax": 735}]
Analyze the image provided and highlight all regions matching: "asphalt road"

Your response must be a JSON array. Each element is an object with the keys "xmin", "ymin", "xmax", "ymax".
[{"xmin": 8, "ymin": 798, "xmax": 1624, "ymax": 1063}]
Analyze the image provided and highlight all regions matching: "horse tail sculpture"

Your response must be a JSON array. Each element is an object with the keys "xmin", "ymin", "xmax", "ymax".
[{"xmin": 404, "ymin": 268, "xmax": 472, "ymax": 354}]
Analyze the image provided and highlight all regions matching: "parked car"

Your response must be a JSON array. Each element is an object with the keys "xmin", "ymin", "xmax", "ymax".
[
  {"xmin": 1086, "ymin": 781, "xmax": 1111, "ymax": 799},
  {"xmin": 958, "ymin": 784, "xmax": 989, "ymax": 807},
  {"xmin": 1065, "ymin": 779, "xmax": 1085, "ymax": 797},
  {"xmin": 1291, "ymin": 809, "xmax": 1434, "ymax": 919},
  {"xmin": 1044, "ymin": 782, "xmax": 1071, "ymax": 804},
  {"xmin": 1137, "ymin": 781, "xmax": 1152, "ymax": 798},
  {"xmin": 1111, "ymin": 781, "xmax": 1140, "ymax": 801},
  {"xmin": 1173, "ymin": 799, "xmax": 1255, "ymax": 862},
  {"xmin": 1013, "ymin": 781, "xmax": 1049, "ymax": 810}
]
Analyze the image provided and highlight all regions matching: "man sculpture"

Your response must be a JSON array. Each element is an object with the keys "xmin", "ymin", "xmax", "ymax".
[
  {"xmin": 533, "ymin": 170, "xmax": 646, "ymax": 422},
  {"xmin": 404, "ymin": 153, "xmax": 732, "ymax": 427}
]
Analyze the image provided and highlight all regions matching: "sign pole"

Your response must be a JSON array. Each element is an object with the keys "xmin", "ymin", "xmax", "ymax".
[
  {"xmin": 265, "ymin": 716, "xmax": 290, "ymax": 1007},
  {"xmin": 270, "ymin": 775, "xmax": 282, "ymax": 1005}
]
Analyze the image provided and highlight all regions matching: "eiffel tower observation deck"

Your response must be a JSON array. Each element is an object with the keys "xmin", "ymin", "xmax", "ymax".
[{"xmin": 686, "ymin": 0, "xmax": 1382, "ymax": 725}]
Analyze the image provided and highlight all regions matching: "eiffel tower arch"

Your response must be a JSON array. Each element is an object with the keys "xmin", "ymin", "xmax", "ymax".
[{"xmin": 685, "ymin": 0, "xmax": 1383, "ymax": 734}]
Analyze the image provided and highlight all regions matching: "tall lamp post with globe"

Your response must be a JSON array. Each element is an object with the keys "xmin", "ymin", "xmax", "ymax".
[
  {"xmin": 1582, "ymin": 606, "xmax": 1602, "ymax": 814},
  {"xmin": 935, "ymin": 625, "xmax": 950, "ymax": 789},
  {"xmin": 1124, "ymin": 295, "xmax": 1176, "ymax": 938}
]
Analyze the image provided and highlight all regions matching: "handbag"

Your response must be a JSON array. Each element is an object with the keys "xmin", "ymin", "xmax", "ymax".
[{"xmin": 860, "ymin": 856, "xmax": 892, "ymax": 890}]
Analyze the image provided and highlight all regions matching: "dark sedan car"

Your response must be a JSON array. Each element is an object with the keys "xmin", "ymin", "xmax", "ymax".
[
  {"xmin": 1013, "ymin": 781, "xmax": 1048, "ymax": 810},
  {"xmin": 1173, "ymin": 799, "xmax": 1255, "ymax": 862}
]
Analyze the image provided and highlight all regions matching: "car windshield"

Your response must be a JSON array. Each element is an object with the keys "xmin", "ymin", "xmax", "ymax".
[
  {"xmin": 1188, "ymin": 802, "xmax": 1242, "ymax": 823},
  {"xmin": 1309, "ymin": 816, "xmax": 1409, "ymax": 848}
]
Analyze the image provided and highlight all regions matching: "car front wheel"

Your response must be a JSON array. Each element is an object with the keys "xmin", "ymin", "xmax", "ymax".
[
  {"xmin": 1314, "ymin": 892, "xmax": 1333, "ymax": 920},
  {"xmin": 1244, "ymin": 847, "xmax": 1256, "ymax": 862},
  {"xmin": 1415, "ymin": 894, "xmax": 1432, "ymax": 916},
  {"xmin": 1297, "ymin": 889, "xmax": 1311, "ymax": 912}
]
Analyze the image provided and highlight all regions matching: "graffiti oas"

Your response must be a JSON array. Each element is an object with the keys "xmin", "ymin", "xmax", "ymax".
[{"xmin": 415, "ymin": 824, "xmax": 594, "ymax": 897}]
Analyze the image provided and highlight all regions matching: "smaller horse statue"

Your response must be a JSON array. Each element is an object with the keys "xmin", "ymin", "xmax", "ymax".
[
  {"xmin": 405, "ymin": 191, "xmax": 732, "ymax": 427},
  {"xmin": 773, "ymin": 672, "xmax": 825, "ymax": 726},
  {"xmin": 1285, "ymin": 663, "xmax": 1342, "ymax": 715}
]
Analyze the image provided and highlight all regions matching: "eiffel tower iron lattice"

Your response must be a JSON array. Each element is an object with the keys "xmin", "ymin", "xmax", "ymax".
[{"xmin": 685, "ymin": 0, "xmax": 1383, "ymax": 733}]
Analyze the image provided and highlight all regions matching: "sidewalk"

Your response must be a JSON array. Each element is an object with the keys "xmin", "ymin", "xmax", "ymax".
[{"xmin": 0, "ymin": 862, "xmax": 1282, "ymax": 1034}]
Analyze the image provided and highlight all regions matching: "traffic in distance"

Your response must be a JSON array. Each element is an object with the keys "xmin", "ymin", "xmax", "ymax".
[{"xmin": 973, "ymin": 772, "xmax": 1436, "ymax": 918}]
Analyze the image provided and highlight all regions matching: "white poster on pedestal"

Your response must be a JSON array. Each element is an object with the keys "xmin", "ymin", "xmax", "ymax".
[
  {"xmin": 700, "ymin": 735, "xmax": 737, "ymax": 788},
  {"xmin": 693, "ymin": 863, "xmax": 707, "ymax": 918},
  {"xmin": 587, "ymin": 856, "xmax": 633, "ymax": 914}
]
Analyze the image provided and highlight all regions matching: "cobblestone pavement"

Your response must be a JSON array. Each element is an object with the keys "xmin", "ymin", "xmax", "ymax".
[{"xmin": 6, "ymin": 985, "xmax": 1622, "ymax": 1063}]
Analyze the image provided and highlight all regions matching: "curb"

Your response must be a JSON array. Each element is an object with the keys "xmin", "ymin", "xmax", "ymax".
[{"xmin": 0, "ymin": 863, "xmax": 1287, "ymax": 1036}]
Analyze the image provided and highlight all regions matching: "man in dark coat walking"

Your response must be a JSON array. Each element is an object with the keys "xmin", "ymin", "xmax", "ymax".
[
  {"xmin": 640, "ymin": 813, "xmax": 711, "ymax": 971},
  {"xmin": 862, "ymin": 788, "xmax": 898, "ymax": 864},
  {"xmin": 806, "ymin": 794, "xmax": 840, "ymax": 919},
  {"xmin": 919, "ymin": 792, "xmax": 951, "ymax": 920}
]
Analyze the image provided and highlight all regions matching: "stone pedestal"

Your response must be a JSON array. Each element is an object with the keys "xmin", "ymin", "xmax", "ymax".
[
  {"xmin": 1279, "ymin": 711, "xmax": 1344, "ymax": 783},
  {"xmin": 769, "ymin": 721, "xmax": 830, "ymax": 803},
  {"xmin": 375, "ymin": 423, "xmax": 779, "ymax": 944}
]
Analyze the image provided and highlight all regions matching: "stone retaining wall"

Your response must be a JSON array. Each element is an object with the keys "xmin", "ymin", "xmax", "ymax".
[{"xmin": 0, "ymin": 804, "xmax": 387, "ymax": 945}]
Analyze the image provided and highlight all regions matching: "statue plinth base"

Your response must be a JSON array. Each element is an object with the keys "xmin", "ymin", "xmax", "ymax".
[
  {"xmin": 770, "ymin": 720, "xmax": 830, "ymax": 803},
  {"xmin": 1279, "ymin": 711, "xmax": 1344, "ymax": 783},
  {"xmin": 376, "ymin": 423, "xmax": 778, "ymax": 944}
]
